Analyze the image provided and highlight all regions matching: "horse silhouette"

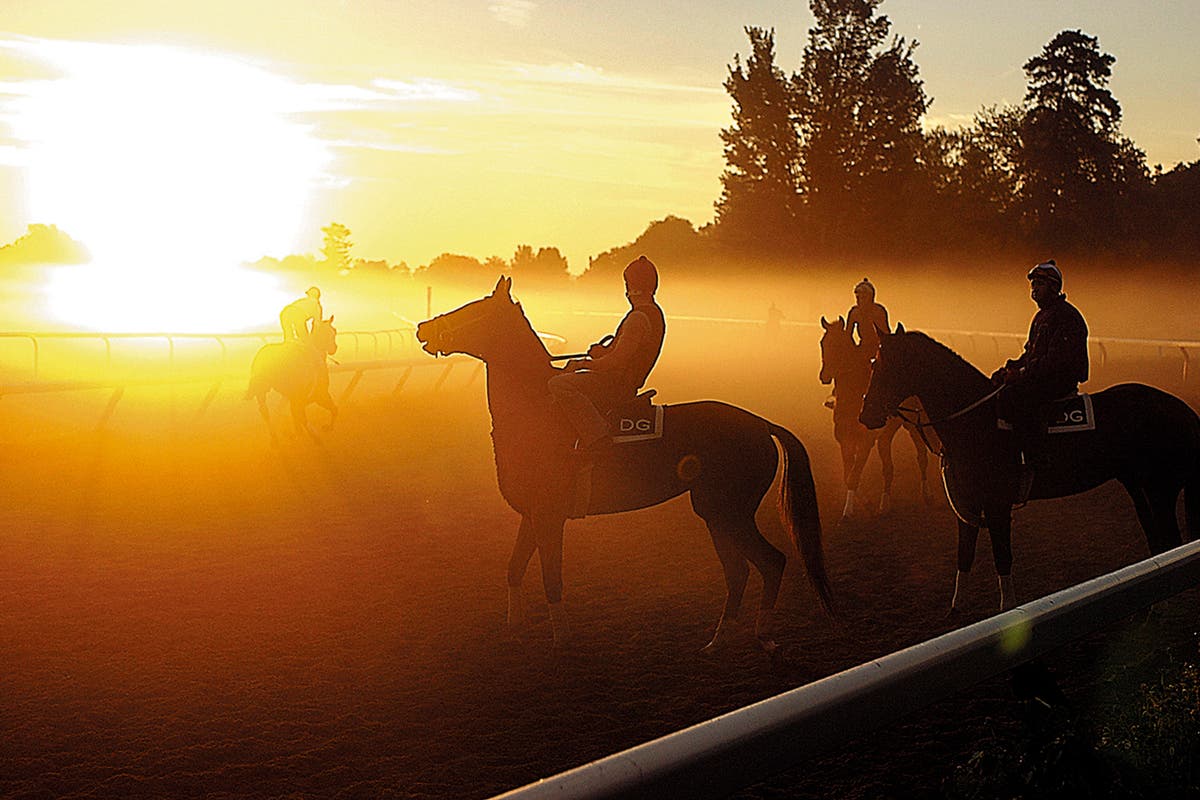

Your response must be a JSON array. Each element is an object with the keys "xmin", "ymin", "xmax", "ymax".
[
  {"xmin": 819, "ymin": 315, "xmax": 932, "ymax": 520},
  {"xmin": 860, "ymin": 325, "xmax": 1200, "ymax": 612},
  {"xmin": 246, "ymin": 316, "xmax": 338, "ymax": 443},
  {"xmin": 415, "ymin": 276, "xmax": 832, "ymax": 652}
]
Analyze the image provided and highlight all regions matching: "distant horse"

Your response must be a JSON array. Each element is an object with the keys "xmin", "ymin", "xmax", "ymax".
[
  {"xmin": 860, "ymin": 325, "xmax": 1200, "ymax": 612},
  {"xmin": 819, "ymin": 316, "xmax": 932, "ymax": 520},
  {"xmin": 415, "ymin": 277, "xmax": 833, "ymax": 652},
  {"xmin": 246, "ymin": 316, "xmax": 338, "ymax": 443}
]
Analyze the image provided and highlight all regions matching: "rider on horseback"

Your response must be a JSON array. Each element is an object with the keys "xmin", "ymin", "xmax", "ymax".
[
  {"xmin": 280, "ymin": 286, "xmax": 323, "ymax": 343},
  {"xmin": 548, "ymin": 256, "xmax": 666, "ymax": 454},
  {"xmin": 847, "ymin": 278, "xmax": 890, "ymax": 359},
  {"xmin": 990, "ymin": 260, "xmax": 1089, "ymax": 472}
]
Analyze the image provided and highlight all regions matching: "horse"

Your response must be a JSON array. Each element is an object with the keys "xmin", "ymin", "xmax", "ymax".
[
  {"xmin": 246, "ymin": 315, "xmax": 338, "ymax": 443},
  {"xmin": 860, "ymin": 324, "xmax": 1200, "ymax": 612},
  {"xmin": 819, "ymin": 316, "xmax": 933, "ymax": 520},
  {"xmin": 415, "ymin": 276, "xmax": 833, "ymax": 652}
]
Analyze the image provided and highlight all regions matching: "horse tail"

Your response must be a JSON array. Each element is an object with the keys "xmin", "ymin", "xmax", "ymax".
[{"xmin": 768, "ymin": 422, "xmax": 834, "ymax": 616}]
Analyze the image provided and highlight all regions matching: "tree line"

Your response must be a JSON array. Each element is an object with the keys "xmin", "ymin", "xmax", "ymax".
[{"xmin": 709, "ymin": 0, "xmax": 1198, "ymax": 266}]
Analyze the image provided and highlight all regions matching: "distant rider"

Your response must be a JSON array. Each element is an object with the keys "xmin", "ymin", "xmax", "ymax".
[
  {"xmin": 548, "ymin": 256, "xmax": 666, "ymax": 454},
  {"xmin": 281, "ymin": 286, "xmax": 323, "ymax": 343},
  {"xmin": 990, "ymin": 260, "xmax": 1089, "ymax": 470}
]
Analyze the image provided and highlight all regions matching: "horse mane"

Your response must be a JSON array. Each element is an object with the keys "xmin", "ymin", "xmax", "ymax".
[
  {"xmin": 898, "ymin": 330, "xmax": 990, "ymax": 389},
  {"xmin": 512, "ymin": 302, "xmax": 554, "ymax": 364}
]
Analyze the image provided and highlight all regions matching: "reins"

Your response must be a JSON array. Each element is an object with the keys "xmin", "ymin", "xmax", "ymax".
[{"xmin": 894, "ymin": 385, "xmax": 1003, "ymax": 456}]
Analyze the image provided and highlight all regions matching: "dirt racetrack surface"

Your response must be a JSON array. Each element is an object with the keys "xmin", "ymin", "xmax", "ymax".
[{"xmin": 2, "ymin": 320, "xmax": 1198, "ymax": 799}]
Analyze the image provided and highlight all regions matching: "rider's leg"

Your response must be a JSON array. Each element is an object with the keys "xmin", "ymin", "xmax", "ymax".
[{"xmin": 547, "ymin": 372, "xmax": 610, "ymax": 449}]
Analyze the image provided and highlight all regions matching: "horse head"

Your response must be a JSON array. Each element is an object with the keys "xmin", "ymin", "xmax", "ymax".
[
  {"xmin": 859, "ymin": 322, "xmax": 909, "ymax": 429},
  {"xmin": 416, "ymin": 276, "xmax": 538, "ymax": 363},
  {"xmin": 818, "ymin": 315, "xmax": 867, "ymax": 386},
  {"xmin": 310, "ymin": 315, "xmax": 338, "ymax": 356}
]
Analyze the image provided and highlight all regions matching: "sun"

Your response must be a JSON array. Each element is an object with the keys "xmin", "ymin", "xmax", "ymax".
[{"xmin": 16, "ymin": 42, "xmax": 330, "ymax": 331}]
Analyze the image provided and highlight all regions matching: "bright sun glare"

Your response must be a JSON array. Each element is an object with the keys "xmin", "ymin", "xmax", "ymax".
[{"xmin": 16, "ymin": 43, "xmax": 329, "ymax": 332}]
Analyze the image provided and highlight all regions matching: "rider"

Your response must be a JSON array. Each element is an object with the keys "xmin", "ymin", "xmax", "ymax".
[
  {"xmin": 281, "ymin": 286, "xmax": 323, "ymax": 343},
  {"xmin": 990, "ymin": 260, "xmax": 1089, "ymax": 471},
  {"xmin": 846, "ymin": 277, "xmax": 890, "ymax": 359},
  {"xmin": 548, "ymin": 256, "xmax": 666, "ymax": 454}
]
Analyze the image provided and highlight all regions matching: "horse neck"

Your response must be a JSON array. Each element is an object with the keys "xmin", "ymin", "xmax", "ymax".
[
  {"xmin": 905, "ymin": 339, "xmax": 993, "ymax": 434},
  {"xmin": 482, "ymin": 316, "xmax": 555, "ymax": 432}
]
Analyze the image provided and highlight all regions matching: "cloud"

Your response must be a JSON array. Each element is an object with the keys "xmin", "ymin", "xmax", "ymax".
[
  {"xmin": 500, "ymin": 60, "xmax": 722, "ymax": 96},
  {"xmin": 489, "ymin": 0, "xmax": 536, "ymax": 28}
]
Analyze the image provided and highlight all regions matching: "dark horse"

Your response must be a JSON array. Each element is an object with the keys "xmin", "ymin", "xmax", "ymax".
[
  {"xmin": 819, "ymin": 316, "xmax": 932, "ymax": 520},
  {"xmin": 415, "ymin": 277, "xmax": 832, "ymax": 651},
  {"xmin": 860, "ymin": 325, "xmax": 1200, "ymax": 612},
  {"xmin": 246, "ymin": 316, "xmax": 338, "ymax": 443}
]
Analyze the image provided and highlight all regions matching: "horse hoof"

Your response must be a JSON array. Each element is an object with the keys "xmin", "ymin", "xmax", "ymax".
[
  {"xmin": 945, "ymin": 606, "xmax": 960, "ymax": 621},
  {"xmin": 758, "ymin": 637, "xmax": 779, "ymax": 655}
]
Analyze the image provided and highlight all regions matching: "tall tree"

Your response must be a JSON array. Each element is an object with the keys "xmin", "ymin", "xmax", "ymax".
[
  {"xmin": 1017, "ymin": 29, "xmax": 1147, "ymax": 248},
  {"xmin": 793, "ymin": 0, "xmax": 928, "ymax": 248},
  {"xmin": 320, "ymin": 222, "xmax": 354, "ymax": 272},
  {"xmin": 714, "ymin": 27, "xmax": 802, "ymax": 250}
]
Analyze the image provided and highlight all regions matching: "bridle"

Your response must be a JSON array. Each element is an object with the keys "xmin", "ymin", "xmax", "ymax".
[
  {"xmin": 889, "ymin": 385, "xmax": 1003, "ymax": 455},
  {"xmin": 420, "ymin": 300, "xmax": 501, "ymax": 356}
]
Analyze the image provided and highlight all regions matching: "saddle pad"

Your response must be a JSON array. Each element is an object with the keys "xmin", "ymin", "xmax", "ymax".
[
  {"xmin": 997, "ymin": 393, "xmax": 1095, "ymax": 434},
  {"xmin": 611, "ymin": 404, "xmax": 664, "ymax": 443}
]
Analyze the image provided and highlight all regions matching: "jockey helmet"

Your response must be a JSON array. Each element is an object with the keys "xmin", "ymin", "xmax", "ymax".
[
  {"xmin": 306, "ymin": 286, "xmax": 321, "ymax": 299},
  {"xmin": 854, "ymin": 278, "xmax": 875, "ymax": 298},
  {"xmin": 623, "ymin": 256, "xmax": 658, "ymax": 295},
  {"xmin": 1026, "ymin": 260, "xmax": 1062, "ymax": 288}
]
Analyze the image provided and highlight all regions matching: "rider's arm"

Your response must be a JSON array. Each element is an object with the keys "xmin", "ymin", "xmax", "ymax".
[{"xmin": 587, "ymin": 312, "xmax": 649, "ymax": 373}]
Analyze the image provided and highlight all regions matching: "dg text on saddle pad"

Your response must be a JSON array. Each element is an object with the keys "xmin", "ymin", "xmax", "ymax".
[
  {"xmin": 611, "ymin": 403, "xmax": 664, "ymax": 443},
  {"xmin": 997, "ymin": 393, "xmax": 1095, "ymax": 434}
]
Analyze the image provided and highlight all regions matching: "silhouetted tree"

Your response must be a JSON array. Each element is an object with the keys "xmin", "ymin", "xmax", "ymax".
[
  {"xmin": 1017, "ymin": 30, "xmax": 1147, "ymax": 249},
  {"xmin": 715, "ymin": 27, "xmax": 802, "ymax": 251},
  {"xmin": 915, "ymin": 105, "xmax": 1024, "ymax": 250},
  {"xmin": 1147, "ymin": 150, "xmax": 1200, "ymax": 260},
  {"xmin": 413, "ymin": 253, "xmax": 491, "ymax": 289},
  {"xmin": 0, "ymin": 223, "xmax": 90, "ymax": 266},
  {"xmin": 793, "ymin": 0, "xmax": 928, "ymax": 249},
  {"xmin": 510, "ymin": 245, "xmax": 570, "ymax": 285},
  {"xmin": 320, "ymin": 222, "xmax": 354, "ymax": 272},
  {"xmin": 582, "ymin": 216, "xmax": 708, "ymax": 283}
]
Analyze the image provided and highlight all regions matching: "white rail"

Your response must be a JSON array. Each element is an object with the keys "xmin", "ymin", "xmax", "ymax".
[{"xmin": 490, "ymin": 539, "xmax": 1200, "ymax": 800}]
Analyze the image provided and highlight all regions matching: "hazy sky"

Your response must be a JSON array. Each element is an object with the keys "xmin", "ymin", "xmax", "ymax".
[{"xmin": 0, "ymin": 0, "xmax": 1197, "ymax": 274}]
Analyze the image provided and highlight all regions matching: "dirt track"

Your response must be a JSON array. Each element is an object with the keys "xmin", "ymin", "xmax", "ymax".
[{"xmin": 2, "ymin": 324, "xmax": 1197, "ymax": 799}]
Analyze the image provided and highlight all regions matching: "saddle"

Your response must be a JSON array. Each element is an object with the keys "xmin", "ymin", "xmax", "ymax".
[
  {"xmin": 607, "ymin": 390, "xmax": 663, "ymax": 443},
  {"xmin": 566, "ymin": 390, "xmax": 662, "ymax": 519},
  {"xmin": 996, "ymin": 392, "xmax": 1095, "ymax": 434}
]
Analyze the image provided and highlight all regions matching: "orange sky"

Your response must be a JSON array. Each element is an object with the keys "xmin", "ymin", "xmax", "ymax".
[{"xmin": 0, "ymin": 0, "xmax": 1197, "ymax": 277}]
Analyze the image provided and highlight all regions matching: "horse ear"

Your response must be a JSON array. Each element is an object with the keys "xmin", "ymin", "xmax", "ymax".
[
  {"xmin": 327, "ymin": 314, "xmax": 334, "ymax": 323},
  {"xmin": 820, "ymin": 316, "xmax": 829, "ymax": 330},
  {"xmin": 838, "ymin": 316, "xmax": 846, "ymax": 329},
  {"xmin": 894, "ymin": 322, "xmax": 905, "ymax": 335}
]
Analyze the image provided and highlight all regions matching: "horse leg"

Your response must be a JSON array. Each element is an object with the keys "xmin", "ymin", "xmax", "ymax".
[
  {"xmin": 313, "ymin": 388, "xmax": 338, "ymax": 431},
  {"xmin": 506, "ymin": 515, "xmax": 538, "ymax": 627},
  {"xmin": 1123, "ymin": 480, "xmax": 1159, "ymax": 553},
  {"xmin": 291, "ymin": 397, "xmax": 314, "ymax": 440},
  {"xmin": 736, "ymin": 521, "xmax": 787, "ymax": 652},
  {"xmin": 843, "ymin": 438, "xmax": 871, "ymax": 521},
  {"xmin": 949, "ymin": 519, "xmax": 982, "ymax": 616},
  {"xmin": 700, "ymin": 522, "xmax": 751, "ymax": 654},
  {"xmin": 983, "ymin": 507, "xmax": 1015, "ymax": 611},
  {"xmin": 531, "ymin": 513, "xmax": 569, "ymax": 647},
  {"xmin": 256, "ymin": 395, "xmax": 278, "ymax": 446},
  {"xmin": 910, "ymin": 426, "xmax": 933, "ymax": 504},
  {"xmin": 839, "ymin": 440, "xmax": 858, "ymax": 520},
  {"xmin": 876, "ymin": 425, "xmax": 897, "ymax": 515}
]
